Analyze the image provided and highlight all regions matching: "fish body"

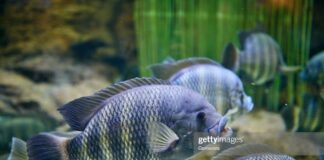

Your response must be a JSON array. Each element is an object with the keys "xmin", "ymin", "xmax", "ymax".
[
  {"xmin": 300, "ymin": 51, "xmax": 324, "ymax": 99},
  {"xmin": 212, "ymin": 143, "xmax": 295, "ymax": 160},
  {"xmin": 150, "ymin": 58, "xmax": 253, "ymax": 120},
  {"xmin": 222, "ymin": 32, "xmax": 300, "ymax": 85},
  {"xmin": 298, "ymin": 93, "xmax": 324, "ymax": 131},
  {"xmin": 27, "ymin": 78, "xmax": 230, "ymax": 160}
]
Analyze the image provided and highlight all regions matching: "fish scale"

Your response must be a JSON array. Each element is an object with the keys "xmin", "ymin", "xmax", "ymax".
[{"xmin": 67, "ymin": 86, "xmax": 176, "ymax": 159}]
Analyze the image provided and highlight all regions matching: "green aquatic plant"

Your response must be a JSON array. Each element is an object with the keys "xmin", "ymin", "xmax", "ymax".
[{"xmin": 135, "ymin": 0, "xmax": 314, "ymax": 131}]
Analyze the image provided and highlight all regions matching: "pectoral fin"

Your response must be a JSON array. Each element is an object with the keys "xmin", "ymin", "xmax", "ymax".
[{"xmin": 147, "ymin": 122, "xmax": 179, "ymax": 153}]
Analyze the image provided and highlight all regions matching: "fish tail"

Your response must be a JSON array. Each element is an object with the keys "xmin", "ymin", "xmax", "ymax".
[
  {"xmin": 8, "ymin": 137, "xmax": 28, "ymax": 160},
  {"xmin": 27, "ymin": 133, "xmax": 70, "ymax": 160}
]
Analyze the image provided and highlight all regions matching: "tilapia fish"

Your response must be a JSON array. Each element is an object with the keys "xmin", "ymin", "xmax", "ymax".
[
  {"xmin": 150, "ymin": 57, "xmax": 253, "ymax": 120},
  {"xmin": 23, "ymin": 78, "xmax": 230, "ymax": 160},
  {"xmin": 212, "ymin": 144, "xmax": 295, "ymax": 160},
  {"xmin": 300, "ymin": 51, "xmax": 324, "ymax": 99},
  {"xmin": 222, "ymin": 31, "xmax": 300, "ymax": 85}
]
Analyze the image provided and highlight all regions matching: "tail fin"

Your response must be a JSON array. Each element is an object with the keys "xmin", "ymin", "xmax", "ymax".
[
  {"xmin": 221, "ymin": 43, "xmax": 239, "ymax": 72},
  {"xmin": 27, "ymin": 133, "xmax": 69, "ymax": 160},
  {"xmin": 8, "ymin": 137, "xmax": 28, "ymax": 160}
]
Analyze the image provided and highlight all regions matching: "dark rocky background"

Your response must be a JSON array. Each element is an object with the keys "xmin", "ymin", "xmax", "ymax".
[{"xmin": 0, "ymin": 0, "xmax": 138, "ymax": 155}]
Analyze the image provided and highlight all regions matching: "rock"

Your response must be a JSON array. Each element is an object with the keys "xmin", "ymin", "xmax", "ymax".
[
  {"xmin": 229, "ymin": 109, "xmax": 286, "ymax": 133},
  {"xmin": 0, "ymin": 54, "xmax": 112, "ymax": 121},
  {"xmin": 228, "ymin": 110, "xmax": 321, "ymax": 160}
]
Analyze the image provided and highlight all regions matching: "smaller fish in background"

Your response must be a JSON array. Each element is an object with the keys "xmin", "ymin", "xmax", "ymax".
[
  {"xmin": 222, "ymin": 31, "xmax": 300, "ymax": 86},
  {"xmin": 212, "ymin": 143, "xmax": 295, "ymax": 160},
  {"xmin": 150, "ymin": 57, "xmax": 253, "ymax": 121},
  {"xmin": 300, "ymin": 51, "xmax": 324, "ymax": 100}
]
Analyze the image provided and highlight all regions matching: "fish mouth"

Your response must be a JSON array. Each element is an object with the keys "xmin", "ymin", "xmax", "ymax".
[
  {"xmin": 244, "ymin": 96, "xmax": 254, "ymax": 112},
  {"xmin": 208, "ymin": 117, "xmax": 232, "ymax": 137}
]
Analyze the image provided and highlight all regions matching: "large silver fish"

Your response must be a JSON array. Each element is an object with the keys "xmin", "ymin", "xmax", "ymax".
[
  {"xmin": 212, "ymin": 144, "xmax": 295, "ymax": 160},
  {"xmin": 222, "ymin": 31, "xmax": 300, "ymax": 85},
  {"xmin": 300, "ymin": 51, "xmax": 324, "ymax": 99},
  {"xmin": 25, "ymin": 78, "xmax": 230, "ymax": 160},
  {"xmin": 150, "ymin": 57, "xmax": 253, "ymax": 120}
]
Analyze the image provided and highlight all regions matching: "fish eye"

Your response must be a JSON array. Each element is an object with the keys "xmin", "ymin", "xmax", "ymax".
[
  {"xmin": 240, "ymin": 92, "xmax": 244, "ymax": 105},
  {"xmin": 196, "ymin": 112, "xmax": 205, "ymax": 121}
]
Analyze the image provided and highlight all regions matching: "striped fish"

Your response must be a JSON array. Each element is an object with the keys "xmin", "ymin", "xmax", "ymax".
[
  {"xmin": 212, "ymin": 144, "xmax": 295, "ymax": 160},
  {"xmin": 26, "ymin": 78, "xmax": 231, "ymax": 160},
  {"xmin": 222, "ymin": 31, "xmax": 300, "ymax": 85},
  {"xmin": 150, "ymin": 57, "xmax": 253, "ymax": 121},
  {"xmin": 298, "ymin": 93, "xmax": 324, "ymax": 132},
  {"xmin": 300, "ymin": 51, "xmax": 324, "ymax": 100}
]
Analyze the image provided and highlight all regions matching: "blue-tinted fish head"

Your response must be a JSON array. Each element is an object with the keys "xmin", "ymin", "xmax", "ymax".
[
  {"xmin": 243, "ymin": 94, "xmax": 254, "ymax": 112},
  {"xmin": 300, "ymin": 59, "xmax": 322, "ymax": 83},
  {"xmin": 299, "ymin": 68, "xmax": 307, "ymax": 80},
  {"xmin": 230, "ymin": 83, "xmax": 254, "ymax": 112},
  {"xmin": 172, "ymin": 90, "xmax": 229, "ymax": 136}
]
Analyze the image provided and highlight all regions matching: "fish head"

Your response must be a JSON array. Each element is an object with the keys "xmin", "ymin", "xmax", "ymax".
[
  {"xmin": 300, "ymin": 62, "xmax": 322, "ymax": 83},
  {"xmin": 230, "ymin": 82, "xmax": 254, "ymax": 112},
  {"xmin": 172, "ymin": 90, "xmax": 232, "ymax": 137}
]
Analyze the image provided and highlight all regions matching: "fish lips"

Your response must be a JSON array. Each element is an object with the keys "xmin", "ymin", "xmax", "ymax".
[
  {"xmin": 207, "ymin": 117, "xmax": 232, "ymax": 137},
  {"xmin": 244, "ymin": 96, "xmax": 254, "ymax": 112}
]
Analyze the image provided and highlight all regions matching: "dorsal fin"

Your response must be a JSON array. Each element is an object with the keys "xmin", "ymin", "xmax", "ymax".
[
  {"xmin": 58, "ymin": 77, "xmax": 170, "ymax": 131},
  {"xmin": 222, "ymin": 43, "xmax": 239, "ymax": 71},
  {"xmin": 149, "ymin": 57, "xmax": 221, "ymax": 79},
  {"xmin": 212, "ymin": 143, "xmax": 279, "ymax": 160}
]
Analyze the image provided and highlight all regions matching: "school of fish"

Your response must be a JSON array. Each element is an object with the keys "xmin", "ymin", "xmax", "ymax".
[{"xmin": 7, "ymin": 30, "xmax": 324, "ymax": 160}]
